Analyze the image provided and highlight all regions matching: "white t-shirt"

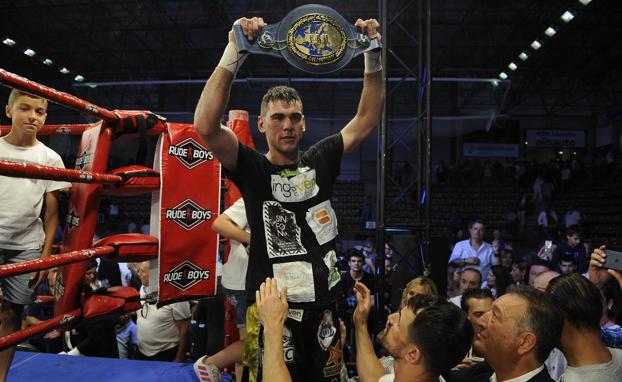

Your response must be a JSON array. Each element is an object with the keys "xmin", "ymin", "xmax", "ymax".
[
  {"xmin": 0, "ymin": 138, "xmax": 71, "ymax": 250},
  {"xmin": 220, "ymin": 198, "xmax": 249, "ymax": 291},
  {"xmin": 448, "ymin": 239, "xmax": 494, "ymax": 281},
  {"xmin": 559, "ymin": 347, "xmax": 622, "ymax": 382},
  {"xmin": 137, "ymin": 286, "xmax": 191, "ymax": 356}
]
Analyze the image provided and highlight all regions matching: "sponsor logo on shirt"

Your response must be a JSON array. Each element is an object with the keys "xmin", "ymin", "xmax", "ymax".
[
  {"xmin": 306, "ymin": 200, "xmax": 338, "ymax": 245},
  {"xmin": 165, "ymin": 199, "xmax": 213, "ymax": 231},
  {"xmin": 323, "ymin": 339, "xmax": 343, "ymax": 378},
  {"xmin": 162, "ymin": 260, "xmax": 211, "ymax": 291},
  {"xmin": 168, "ymin": 138, "xmax": 214, "ymax": 169},
  {"xmin": 287, "ymin": 309, "xmax": 304, "ymax": 322},
  {"xmin": 282, "ymin": 326, "xmax": 296, "ymax": 363},
  {"xmin": 263, "ymin": 201, "xmax": 307, "ymax": 258},
  {"xmin": 271, "ymin": 169, "xmax": 319, "ymax": 202},
  {"xmin": 273, "ymin": 261, "xmax": 316, "ymax": 302},
  {"xmin": 276, "ymin": 166, "xmax": 310, "ymax": 178},
  {"xmin": 317, "ymin": 309, "xmax": 337, "ymax": 351},
  {"xmin": 323, "ymin": 251, "xmax": 341, "ymax": 290}
]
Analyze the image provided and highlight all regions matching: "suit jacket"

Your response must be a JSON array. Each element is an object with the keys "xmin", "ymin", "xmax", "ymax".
[
  {"xmin": 445, "ymin": 364, "xmax": 553, "ymax": 382},
  {"xmin": 526, "ymin": 368, "xmax": 554, "ymax": 382}
]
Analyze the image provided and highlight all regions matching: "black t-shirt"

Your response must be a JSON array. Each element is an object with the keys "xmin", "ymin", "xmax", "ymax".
[
  {"xmin": 341, "ymin": 271, "xmax": 376, "ymax": 303},
  {"xmin": 224, "ymin": 133, "xmax": 344, "ymax": 308}
]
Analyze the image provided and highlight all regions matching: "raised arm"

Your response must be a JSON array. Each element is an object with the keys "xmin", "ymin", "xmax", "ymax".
[
  {"xmin": 194, "ymin": 17, "xmax": 265, "ymax": 170},
  {"xmin": 257, "ymin": 278, "xmax": 292, "ymax": 382},
  {"xmin": 353, "ymin": 282, "xmax": 386, "ymax": 382},
  {"xmin": 341, "ymin": 18, "xmax": 385, "ymax": 156}
]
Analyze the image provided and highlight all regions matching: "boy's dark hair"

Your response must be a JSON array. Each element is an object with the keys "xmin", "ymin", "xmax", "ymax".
[
  {"xmin": 460, "ymin": 287, "xmax": 493, "ymax": 312},
  {"xmin": 260, "ymin": 86, "xmax": 302, "ymax": 117},
  {"xmin": 467, "ymin": 219, "xmax": 485, "ymax": 230},
  {"xmin": 566, "ymin": 224, "xmax": 581, "ymax": 238},
  {"xmin": 559, "ymin": 254, "xmax": 577, "ymax": 265},
  {"xmin": 461, "ymin": 267, "xmax": 482, "ymax": 284},
  {"xmin": 546, "ymin": 273, "xmax": 602, "ymax": 331},
  {"xmin": 346, "ymin": 248, "xmax": 365, "ymax": 262},
  {"xmin": 525, "ymin": 258, "xmax": 552, "ymax": 283},
  {"xmin": 407, "ymin": 294, "xmax": 473, "ymax": 375}
]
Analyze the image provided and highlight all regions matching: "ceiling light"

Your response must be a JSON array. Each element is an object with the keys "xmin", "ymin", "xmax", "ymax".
[
  {"xmin": 578, "ymin": 0, "xmax": 591, "ymax": 5},
  {"xmin": 499, "ymin": 72, "xmax": 508, "ymax": 80},
  {"xmin": 508, "ymin": 62, "xmax": 518, "ymax": 71},
  {"xmin": 59, "ymin": 67, "xmax": 70, "ymax": 74},
  {"xmin": 519, "ymin": 52, "xmax": 529, "ymax": 61},
  {"xmin": 545, "ymin": 27, "xmax": 557, "ymax": 37},
  {"xmin": 531, "ymin": 40, "xmax": 542, "ymax": 50},
  {"xmin": 561, "ymin": 11, "xmax": 575, "ymax": 23},
  {"xmin": 23, "ymin": 48, "xmax": 36, "ymax": 57},
  {"xmin": 87, "ymin": 83, "xmax": 97, "ymax": 89},
  {"xmin": 42, "ymin": 58, "xmax": 53, "ymax": 66},
  {"xmin": 2, "ymin": 38, "xmax": 16, "ymax": 46},
  {"xmin": 74, "ymin": 75, "xmax": 85, "ymax": 82},
  {"xmin": 491, "ymin": 80, "xmax": 499, "ymax": 87}
]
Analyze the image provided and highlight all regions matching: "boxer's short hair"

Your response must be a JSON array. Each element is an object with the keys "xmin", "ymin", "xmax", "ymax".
[{"xmin": 260, "ymin": 86, "xmax": 302, "ymax": 117}]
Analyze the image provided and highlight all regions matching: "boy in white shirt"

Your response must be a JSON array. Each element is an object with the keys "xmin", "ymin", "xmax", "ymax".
[{"xmin": 0, "ymin": 89, "xmax": 71, "ymax": 380}]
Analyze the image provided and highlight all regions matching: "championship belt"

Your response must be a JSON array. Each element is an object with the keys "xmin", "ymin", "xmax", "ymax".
[{"xmin": 234, "ymin": 4, "xmax": 381, "ymax": 74}]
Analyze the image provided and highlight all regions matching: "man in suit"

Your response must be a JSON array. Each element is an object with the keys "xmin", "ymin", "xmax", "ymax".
[{"xmin": 475, "ymin": 286, "xmax": 562, "ymax": 382}]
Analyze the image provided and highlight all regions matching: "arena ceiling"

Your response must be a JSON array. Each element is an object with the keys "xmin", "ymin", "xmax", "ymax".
[{"xmin": 1, "ymin": 0, "xmax": 621, "ymax": 127}]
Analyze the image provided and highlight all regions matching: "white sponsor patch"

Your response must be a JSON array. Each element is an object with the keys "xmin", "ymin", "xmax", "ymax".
[
  {"xmin": 287, "ymin": 309, "xmax": 304, "ymax": 322},
  {"xmin": 271, "ymin": 169, "xmax": 319, "ymax": 202},
  {"xmin": 306, "ymin": 200, "xmax": 338, "ymax": 245},
  {"xmin": 323, "ymin": 250, "xmax": 341, "ymax": 290},
  {"xmin": 273, "ymin": 261, "xmax": 315, "ymax": 302},
  {"xmin": 263, "ymin": 201, "xmax": 307, "ymax": 259}
]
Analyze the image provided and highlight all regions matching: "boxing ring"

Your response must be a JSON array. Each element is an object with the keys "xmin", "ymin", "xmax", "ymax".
[
  {"xmin": 0, "ymin": 69, "xmax": 251, "ymax": 381},
  {"xmin": 10, "ymin": 352, "xmax": 198, "ymax": 381}
]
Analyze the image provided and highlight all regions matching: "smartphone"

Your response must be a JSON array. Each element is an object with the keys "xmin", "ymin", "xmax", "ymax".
[{"xmin": 604, "ymin": 249, "xmax": 622, "ymax": 272}]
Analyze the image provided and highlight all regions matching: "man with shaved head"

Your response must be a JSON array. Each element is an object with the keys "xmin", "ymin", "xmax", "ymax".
[{"xmin": 533, "ymin": 271, "xmax": 559, "ymax": 292}]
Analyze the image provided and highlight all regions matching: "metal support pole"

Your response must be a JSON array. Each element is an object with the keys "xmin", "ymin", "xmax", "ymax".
[
  {"xmin": 424, "ymin": 0, "xmax": 432, "ymax": 266},
  {"xmin": 416, "ymin": 0, "xmax": 423, "ymax": 225},
  {"xmin": 375, "ymin": 0, "xmax": 388, "ymax": 320}
]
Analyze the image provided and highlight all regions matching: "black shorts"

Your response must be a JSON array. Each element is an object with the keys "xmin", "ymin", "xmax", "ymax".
[{"xmin": 255, "ymin": 304, "xmax": 343, "ymax": 382}]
